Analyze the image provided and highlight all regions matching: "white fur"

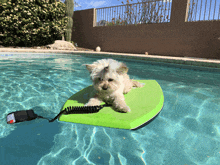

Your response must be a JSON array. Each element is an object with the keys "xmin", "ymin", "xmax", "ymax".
[{"xmin": 84, "ymin": 59, "xmax": 144, "ymax": 113}]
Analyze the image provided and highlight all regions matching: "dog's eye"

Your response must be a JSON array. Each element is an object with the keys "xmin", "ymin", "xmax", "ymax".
[
  {"xmin": 108, "ymin": 78, "xmax": 113, "ymax": 82},
  {"xmin": 98, "ymin": 78, "xmax": 103, "ymax": 81}
]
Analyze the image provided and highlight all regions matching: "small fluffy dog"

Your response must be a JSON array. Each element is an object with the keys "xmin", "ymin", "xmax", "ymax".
[{"xmin": 84, "ymin": 59, "xmax": 144, "ymax": 113}]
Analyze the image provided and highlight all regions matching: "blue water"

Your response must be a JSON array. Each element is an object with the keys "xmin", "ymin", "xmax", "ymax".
[{"xmin": 0, "ymin": 52, "xmax": 220, "ymax": 165}]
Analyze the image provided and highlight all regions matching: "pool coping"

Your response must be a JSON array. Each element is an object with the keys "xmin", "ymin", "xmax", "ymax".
[{"xmin": 0, "ymin": 48, "xmax": 220, "ymax": 68}]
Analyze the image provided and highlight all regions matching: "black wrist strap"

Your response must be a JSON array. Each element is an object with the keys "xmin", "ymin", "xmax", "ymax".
[{"xmin": 7, "ymin": 104, "xmax": 111, "ymax": 124}]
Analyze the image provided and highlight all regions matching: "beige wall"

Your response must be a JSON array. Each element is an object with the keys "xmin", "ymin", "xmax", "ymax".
[{"xmin": 71, "ymin": 0, "xmax": 220, "ymax": 59}]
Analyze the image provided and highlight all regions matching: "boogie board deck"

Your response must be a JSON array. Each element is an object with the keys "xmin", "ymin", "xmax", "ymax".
[{"xmin": 58, "ymin": 80, "xmax": 164, "ymax": 130}]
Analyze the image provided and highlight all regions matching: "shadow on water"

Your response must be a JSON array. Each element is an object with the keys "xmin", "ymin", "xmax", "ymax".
[
  {"xmin": 0, "ymin": 106, "xmax": 60, "ymax": 165},
  {"xmin": 131, "ymin": 112, "xmax": 161, "ymax": 131}
]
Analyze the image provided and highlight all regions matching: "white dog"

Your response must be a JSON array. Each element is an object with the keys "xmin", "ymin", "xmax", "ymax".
[{"xmin": 84, "ymin": 59, "xmax": 144, "ymax": 113}]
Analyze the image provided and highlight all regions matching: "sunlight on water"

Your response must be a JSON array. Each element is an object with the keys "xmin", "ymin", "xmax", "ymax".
[{"xmin": 0, "ymin": 53, "xmax": 220, "ymax": 165}]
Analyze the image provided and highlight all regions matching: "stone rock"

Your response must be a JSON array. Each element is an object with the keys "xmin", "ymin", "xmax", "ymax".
[{"xmin": 46, "ymin": 40, "xmax": 76, "ymax": 50}]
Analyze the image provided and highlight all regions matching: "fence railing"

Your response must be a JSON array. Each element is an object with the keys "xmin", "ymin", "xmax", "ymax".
[
  {"xmin": 95, "ymin": 0, "xmax": 172, "ymax": 26},
  {"xmin": 187, "ymin": 0, "xmax": 220, "ymax": 21}
]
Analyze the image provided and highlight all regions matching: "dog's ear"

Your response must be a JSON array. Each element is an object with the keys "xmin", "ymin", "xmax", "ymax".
[
  {"xmin": 116, "ymin": 63, "xmax": 128, "ymax": 74},
  {"xmin": 85, "ymin": 64, "xmax": 96, "ymax": 73}
]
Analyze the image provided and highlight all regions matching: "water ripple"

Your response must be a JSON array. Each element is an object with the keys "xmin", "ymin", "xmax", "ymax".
[{"xmin": 0, "ymin": 53, "xmax": 220, "ymax": 165}]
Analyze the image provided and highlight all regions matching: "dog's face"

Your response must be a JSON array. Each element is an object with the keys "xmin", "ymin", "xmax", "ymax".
[
  {"xmin": 85, "ymin": 59, "xmax": 128, "ymax": 94},
  {"xmin": 92, "ymin": 66, "xmax": 121, "ymax": 93}
]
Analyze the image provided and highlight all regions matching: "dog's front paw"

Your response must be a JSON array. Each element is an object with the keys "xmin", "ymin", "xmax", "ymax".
[
  {"xmin": 113, "ymin": 104, "xmax": 131, "ymax": 113},
  {"xmin": 84, "ymin": 102, "xmax": 99, "ymax": 106},
  {"xmin": 84, "ymin": 103, "xmax": 92, "ymax": 106},
  {"xmin": 122, "ymin": 105, "xmax": 131, "ymax": 113},
  {"xmin": 85, "ymin": 97, "xmax": 102, "ymax": 106}
]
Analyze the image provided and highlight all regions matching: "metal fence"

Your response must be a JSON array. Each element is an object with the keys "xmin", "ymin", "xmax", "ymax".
[
  {"xmin": 95, "ymin": 0, "xmax": 172, "ymax": 26},
  {"xmin": 187, "ymin": 0, "xmax": 220, "ymax": 21}
]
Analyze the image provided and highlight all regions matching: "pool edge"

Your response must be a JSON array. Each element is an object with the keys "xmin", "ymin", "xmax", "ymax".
[{"xmin": 0, "ymin": 48, "xmax": 220, "ymax": 68}]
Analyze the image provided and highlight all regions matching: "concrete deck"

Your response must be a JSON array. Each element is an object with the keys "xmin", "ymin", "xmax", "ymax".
[{"xmin": 0, "ymin": 48, "xmax": 220, "ymax": 69}]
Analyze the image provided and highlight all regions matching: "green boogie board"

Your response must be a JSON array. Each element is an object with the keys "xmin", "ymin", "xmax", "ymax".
[{"xmin": 59, "ymin": 80, "xmax": 164, "ymax": 130}]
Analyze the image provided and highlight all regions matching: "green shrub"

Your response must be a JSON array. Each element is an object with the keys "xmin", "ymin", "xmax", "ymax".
[
  {"xmin": 0, "ymin": 0, "xmax": 7, "ymax": 3},
  {"xmin": 0, "ymin": 0, "xmax": 68, "ymax": 47}
]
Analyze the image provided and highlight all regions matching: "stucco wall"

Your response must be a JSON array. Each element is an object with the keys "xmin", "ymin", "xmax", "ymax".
[{"xmin": 71, "ymin": 0, "xmax": 220, "ymax": 59}]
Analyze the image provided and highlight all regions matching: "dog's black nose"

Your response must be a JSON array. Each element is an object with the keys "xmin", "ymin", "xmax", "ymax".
[{"xmin": 102, "ymin": 86, "xmax": 108, "ymax": 90}]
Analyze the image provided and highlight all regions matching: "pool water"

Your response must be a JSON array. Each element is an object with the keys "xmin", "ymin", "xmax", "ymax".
[{"xmin": 0, "ymin": 52, "xmax": 220, "ymax": 165}]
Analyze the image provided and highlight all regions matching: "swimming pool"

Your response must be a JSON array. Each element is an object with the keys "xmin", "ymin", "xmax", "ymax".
[{"xmin": 0, "ymin": 52, "xmax": 220, "ymax": 165}]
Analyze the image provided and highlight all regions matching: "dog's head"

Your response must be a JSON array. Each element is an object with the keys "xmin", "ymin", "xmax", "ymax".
[{"xmin": 85, "ymin": 59, "xmax": 128, "ymax": 93}]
